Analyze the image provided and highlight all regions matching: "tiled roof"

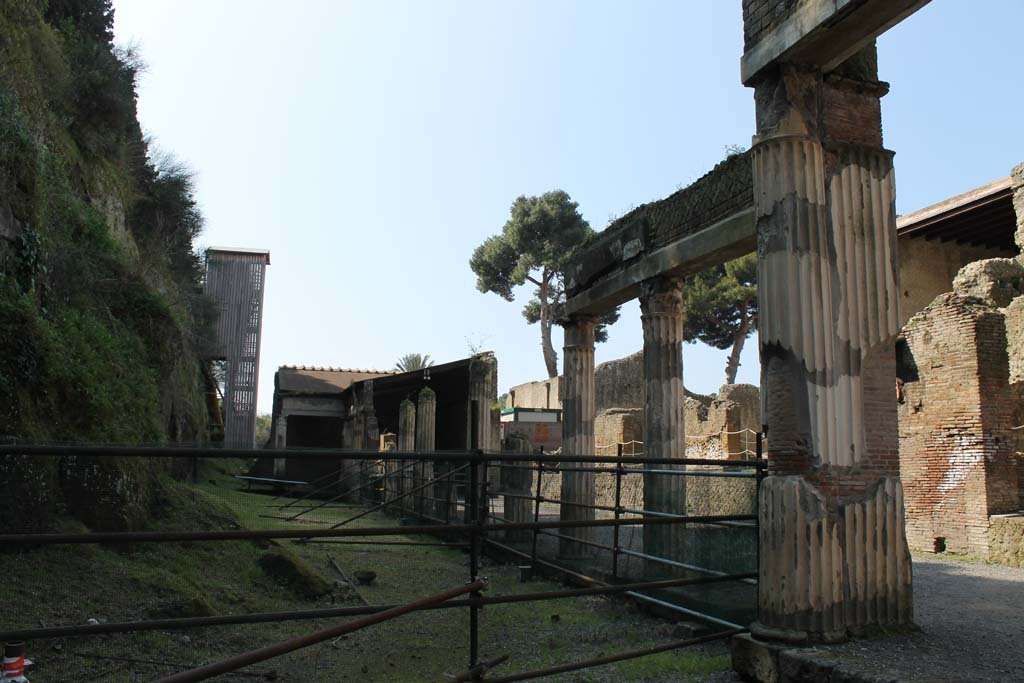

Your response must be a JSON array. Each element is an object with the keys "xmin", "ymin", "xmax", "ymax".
[{"xmin": 276, "ymin": 366, "xmax": 396, "ymax": 394}]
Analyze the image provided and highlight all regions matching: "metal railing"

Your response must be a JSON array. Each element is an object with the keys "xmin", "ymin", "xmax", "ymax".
[{"xmin": 0, "ymin": 441, "xmax": 764, "ymax": 680}]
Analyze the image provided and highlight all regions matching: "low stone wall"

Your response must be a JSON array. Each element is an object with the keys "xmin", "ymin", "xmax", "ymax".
[
  {"xmin": 507, "ymin": 378, "xmax": 559, "ymax": 410},
  {"xmin": 533, "ymin": 441, "xmax": 757, "ymax": 517},
  {"xmin": 594, "ymin": 408, "xmax": 642, "ymax": 455},
  {"xmin": 989, "ymin": 514, "xmax": 1024, "ymax": 567}
]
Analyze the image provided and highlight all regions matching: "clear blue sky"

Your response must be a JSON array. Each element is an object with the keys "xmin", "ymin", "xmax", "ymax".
[{"xmin": 111, "ymin": 1, "xmax": 1024, "ymax": 414}]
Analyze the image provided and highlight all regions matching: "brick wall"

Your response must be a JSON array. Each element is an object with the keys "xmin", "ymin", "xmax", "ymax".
[
  {"xmin": 742, "ymin": 0, "xmax": 801, "ymax": 51},
  {"xmin": 899, "ymin": 293, "xmax": 1021, "ymax": 556}
]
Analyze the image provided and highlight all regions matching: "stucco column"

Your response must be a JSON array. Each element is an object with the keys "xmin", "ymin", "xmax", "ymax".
[
  {"xmin": 501, "ymin": 434, "xmax": 534, "ymax": 543},
  {"xmin": 389, "ymin": 398, "xmax": 416, "ymax": 506},
  {"xmin": 469, "ymin": 353, "xmax": 497, "ymax": 452},
  {"xmin": 752, "ymin": 51, "xmax": 912, "ymax": 642},
  {"xmin": 415, "ymin": 387, "xmax": 438, "ymax": 518},
  {"xmin": 559, "ymin": 314, "xmax": 598, "ymax": 557},
  {"xmin": 639, "ymin": 276, "xmax": 686, "ymax": 570},
  {"xmin": 272, "ymin": 415, "xmax": 287, "ymax": 478}
]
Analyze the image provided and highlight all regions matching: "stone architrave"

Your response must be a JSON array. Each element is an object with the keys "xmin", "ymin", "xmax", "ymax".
[
  {"xmin": 639, "ymin": 276, "xmax": 686, "ymax": 570},
  {"xmin": 751, "ymin": 50, "xmax": 913, "ymax": 642},
  {"xmin": 559, "ymin": 315, "xmax": 598, "ymax": 557}
]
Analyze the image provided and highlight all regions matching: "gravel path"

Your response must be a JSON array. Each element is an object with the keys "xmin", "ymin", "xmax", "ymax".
[
  {"xmin": 814, "ymin": 554, "xmax": 1024, "ymax": 682},
  {"xmin": 715, "ymin": 555, "xmax": 1024, "ymax": 682}
]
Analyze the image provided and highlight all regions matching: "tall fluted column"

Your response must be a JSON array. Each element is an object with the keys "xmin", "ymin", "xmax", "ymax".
[
  {"xmin": 752, "ymin": 49, "xmax": 912, "ymax": 642},
  {"xmin": 414, "ymin": 387, "xmax": 438, "ymax": 519},
  {"xmin": 639, "ymin": 277, "xmax": 686, "ymax": 571},
  {"xmin": 272, "ymin": 416, "xmax": 287, "ymax": 478},
  {"xmin": 391, "ymin": 398, "xmax": 416, "ymax": 505},
  {"xmin": 501, "ymin": 434, "xmax": 534, "ymax": 543},
  {"xmin": 399, "ymin": 399, "xmax": 417, "ymax": 452},
  {"xmin": 415, "ymin": 387, "xmax": 436, "ymax": 451},
  {"xmin": 469, "ymin": 353, "xmax": 497, "ymax": 452},
  {"xmin": 559, "ymin": 315, "xmax": 597, "ymax": 557},
  {"xmin": 469, "ymin": 353, "xmax": 499, "ymax": 500}
]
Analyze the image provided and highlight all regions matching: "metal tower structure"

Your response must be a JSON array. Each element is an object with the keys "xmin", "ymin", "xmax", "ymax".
[{"xmin": 204, "ymin": 247, "xmax": 270, "ymax": 448}]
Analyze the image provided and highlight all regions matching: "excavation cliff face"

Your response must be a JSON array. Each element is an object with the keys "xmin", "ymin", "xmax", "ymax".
[{"xmin": 0, "ymin": 1, "xmax": 211, "ymax": 531}]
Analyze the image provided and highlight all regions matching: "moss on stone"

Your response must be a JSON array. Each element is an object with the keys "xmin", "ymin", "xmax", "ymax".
[{"xmin": 259, "ymin": 542, "xmax": 333, "ymax": 598}]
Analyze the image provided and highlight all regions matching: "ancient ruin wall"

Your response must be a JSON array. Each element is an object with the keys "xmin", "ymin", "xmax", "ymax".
[
  {"xmin": 508, "ymin": 352, "xmax": 644, "ymax": 414},
  {"xmin": 507, "ymin": 378, "xmax": 559, "ymax": 410},
  {"xmin": 898, "ymin": 293, "xmax": 1019, "ymax": 555},
  {"xmin": 898, "ymin": 237, "xmax": 1014, "ymax": 327},
  {"xmin": 594, "ymin": 351, "xmax": 645, "ymax": 414}
]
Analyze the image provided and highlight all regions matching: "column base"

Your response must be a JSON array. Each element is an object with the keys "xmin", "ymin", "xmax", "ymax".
[
  {"xmin": 759, "ymin": 476, "xmax": 914, "ymax": 639},
  {"xmin": 749, "ymin": 621, "xmax": 846, "ymax": 645}
]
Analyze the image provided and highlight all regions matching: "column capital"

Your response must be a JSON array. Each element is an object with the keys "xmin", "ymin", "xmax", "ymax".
[
  {"xmin": 639, "ymin": 276, "xmax": 684, "ymax": 318},
  {"xmin": 560, "ymin": 313, "xmax": 599, "ymax": 327},
  {"xmin": 562, "ymin": 314, "xmax": 598, "ymax": 348}
]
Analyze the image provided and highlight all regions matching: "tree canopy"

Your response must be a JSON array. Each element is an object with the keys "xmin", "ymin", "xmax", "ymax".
[
  {"xmin": 684, "ymin": 253, "xmax": 758, "ymax": 384},
  {"xmin": 470, "ymin": 191, "xmax": 618, "ymax": 378},
  {"xmin": 395, "ymin": 353, "xmax": 433, "ymax": 372}
]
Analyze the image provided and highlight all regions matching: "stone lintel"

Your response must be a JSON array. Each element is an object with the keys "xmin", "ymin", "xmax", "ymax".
[
  {"xmin": 741, "ymin": 0, "xmax": 931, "ymax": 86},
  {"xmin": 562, "ymin": 207, "xmax": 754, "ymax": 319}
]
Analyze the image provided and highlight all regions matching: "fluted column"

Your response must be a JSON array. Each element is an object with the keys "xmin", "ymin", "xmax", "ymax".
[
  {"xmin": 469, "ymin": 353, "xmax": 497, "ymax": 452},
  {"xmin": 272, "ymin": 416, "xmax": 287, "ymax": 478},
  {"xmin": 469, "ymin": 353, "xmax": 499, "ymax": 499},
  {"xmin": 559, "ymin": 315, "xmax": 597, "ymax": 557},
  {"xmin": 390, "ymin": 398, "xmax": 416, "ymax": 505},
  {"xmin": 414, "ymin": 387, "xmax": 440, "ymax": 519},
  {"xmin": 501, "ymin": 434, "xmax": 534, "ymax": 543},
  {"xmin": 639, "ymin": 277, "xmax": 686, "ymax": 570},
  {"xmin": 752, "ymin": 52, "xmax": 912, "ymax": 642},
  {"xmin": 399, "ymin": 399, "xmax": 417, "ymax": 452},
  {"xmin": 415, "ymin": 388, "xmax": 436, "ymax": 451}
]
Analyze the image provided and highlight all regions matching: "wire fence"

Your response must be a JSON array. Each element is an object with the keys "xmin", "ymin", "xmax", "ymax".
[{"xmin": 0, "ymin": 442, "xmax": 764, "ymax": 681}]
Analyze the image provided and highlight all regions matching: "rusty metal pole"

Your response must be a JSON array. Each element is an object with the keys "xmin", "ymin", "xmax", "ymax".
[
  {"xmin": 612, "ymin": 443, "xmax": 623, "ymax": 580},
  {"xmin": 755, "ymin": 425, "xmax": 765, "ymax": 611},
  {"xmin": 468, "ymin": 454, "xmax": 481, "ymax": 667},
  {"xmin": 530, "ymin": 447, "xmax": 543, "ymax": 572},
  {"xmin": 155, "ymin": 579, "xmax": 487, "ymax": 683}
]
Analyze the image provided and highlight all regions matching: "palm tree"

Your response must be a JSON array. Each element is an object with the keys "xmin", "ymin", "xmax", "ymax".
[{"xmin": 395, "ymin": 353, "xmax": 434, "ymax": 372}]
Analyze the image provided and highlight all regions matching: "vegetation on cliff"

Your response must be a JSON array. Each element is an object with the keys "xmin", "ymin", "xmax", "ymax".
[{"xmin": 0, "ymin": 0, "xmax": 213, "ymax": 529}]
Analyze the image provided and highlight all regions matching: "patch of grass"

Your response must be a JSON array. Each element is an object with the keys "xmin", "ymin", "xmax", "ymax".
[
  {"xmin": 259, "ymin": 542, "xmax": 333, "ymax": 598},
  {"xmin": 9, "ymin": 472, "xmax": 734, "ymax": 681}
]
